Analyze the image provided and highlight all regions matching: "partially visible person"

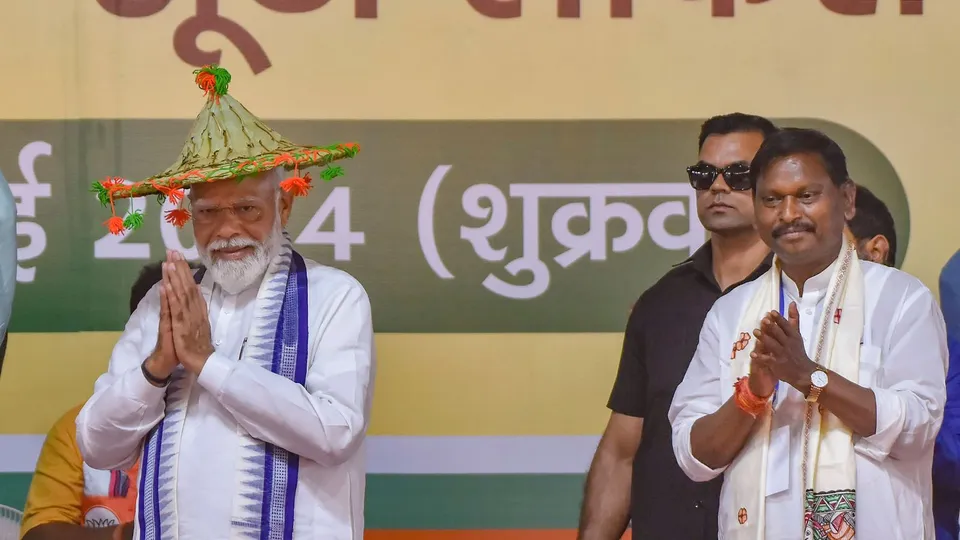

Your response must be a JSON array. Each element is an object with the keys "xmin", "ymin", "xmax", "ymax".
[
  {"xmin": 19, "ymin": 261, "xmax": 193, "ymax": 540},
  {"xmin": 669, "ymin": 128, "xmax": 947, "ymax": 539},
  {"xmin": 941, "ymin": 250, "xmax": 960, "ymax": 340},
  {"xmin": 0, "ymin": 171, "xmax": 17, "ymax": 377},
  {"xmin": 935, "ymin": 249, "xmax": 960, "ymax": 540},
  {"xmin": 21, "ymin": 405, "xmax": 137, "ymax": 540},
  {"xmin": 847, "ymin": 183, "xmax": 897, "ymax": 266},
  {"xmin": 577, "ymin": 113, "xmax": 777, "ymax": 540}
]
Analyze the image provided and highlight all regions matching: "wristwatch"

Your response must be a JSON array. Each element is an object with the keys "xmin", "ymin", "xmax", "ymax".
[{"xmin": 806, "ymin": 370, "xmax": 829, "ymax": 403}]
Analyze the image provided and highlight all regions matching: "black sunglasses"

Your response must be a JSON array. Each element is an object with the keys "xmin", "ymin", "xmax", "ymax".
[{"xmin": 686, "ymin": 162, "xmax": 752, "ymax": 191}]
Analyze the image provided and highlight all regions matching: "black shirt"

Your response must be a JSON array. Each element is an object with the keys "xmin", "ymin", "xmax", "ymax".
[{"xmin": 607, "ymin": 241, "xmax": 771, "ymax": 540}]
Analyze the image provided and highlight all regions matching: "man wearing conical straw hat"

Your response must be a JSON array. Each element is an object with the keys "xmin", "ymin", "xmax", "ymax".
[{"xmin": 76, "ymin": 65, "xmax": 375, "ymax": 540}]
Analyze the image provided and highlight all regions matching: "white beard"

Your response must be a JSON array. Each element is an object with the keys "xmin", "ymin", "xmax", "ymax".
[{"xmin": 198, "ymin": 220, "xmax": 284, "ymax": 295}]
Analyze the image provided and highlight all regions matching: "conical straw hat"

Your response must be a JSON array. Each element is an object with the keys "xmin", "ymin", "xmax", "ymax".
[{"xmin": 91, "ymin": 64, "xmax": 359, "ymax": 235}]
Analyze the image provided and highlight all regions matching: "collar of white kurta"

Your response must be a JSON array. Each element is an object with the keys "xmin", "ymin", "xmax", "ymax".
[
  {"xmin": 135, "ymin": 232, "xmax": 311, "ymax": 540},
  {"xmin": 725, "ymin": 234, "xmax": 863, "ymax": 540}
]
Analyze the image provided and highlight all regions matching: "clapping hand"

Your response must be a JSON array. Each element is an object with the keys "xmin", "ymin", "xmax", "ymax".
[
  {"xmin": 161, "ymin": 250, "xmax": 214, "ymax": 375},
  {"xmin": 748, "ymin": 335, "xmax": 777, "ymax": 398},
  {"xmin": 751, "ymin": 302, "xmax": 818, "ymax": 392}
]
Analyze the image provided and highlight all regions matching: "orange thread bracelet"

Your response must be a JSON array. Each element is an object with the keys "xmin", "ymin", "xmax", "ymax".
[{"xmin": 733, "ymin": 376, "xmax": 771, "ymax": 418}]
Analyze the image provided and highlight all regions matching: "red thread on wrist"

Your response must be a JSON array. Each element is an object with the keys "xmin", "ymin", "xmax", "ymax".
[{"xmin": 734, "ymin": 376, "xmax": 771, "ymax": 418}]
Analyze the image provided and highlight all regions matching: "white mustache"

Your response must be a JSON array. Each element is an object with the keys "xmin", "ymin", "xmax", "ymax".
[{"xmin": 208, "ymin": 236, "xmax": 260, "ymax": 252}]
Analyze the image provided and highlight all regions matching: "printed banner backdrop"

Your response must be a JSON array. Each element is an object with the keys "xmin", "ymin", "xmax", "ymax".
[{"xmin": 0, "ymin": 1, "xmax": 955, "ymax": 538}]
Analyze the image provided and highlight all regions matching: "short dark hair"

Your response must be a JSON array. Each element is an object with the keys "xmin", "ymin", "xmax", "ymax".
[
  {"xmin": 849, "ymin": 184, "xmax": 897, "ymax": 266},
  {"xmin": 130, "ymin": 260, "xmax": 201, "ymax": 315},
  {"xmin": 749, "ymin": 128, "xmax": 849, "ymax": 189},
  {"xmin": 698, "ymin": 112, "xmax": 779, "ymax": 150}
]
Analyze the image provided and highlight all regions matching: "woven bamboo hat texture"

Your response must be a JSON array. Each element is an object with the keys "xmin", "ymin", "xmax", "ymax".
[{"xmin": 91, "ymin": 64, "xmax": 360, "ymax": 235}]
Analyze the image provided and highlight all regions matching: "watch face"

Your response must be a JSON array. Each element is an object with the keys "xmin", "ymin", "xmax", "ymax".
[{"xmin": 811, "ymin": 370, "xmax": 829, "ymax": 387}]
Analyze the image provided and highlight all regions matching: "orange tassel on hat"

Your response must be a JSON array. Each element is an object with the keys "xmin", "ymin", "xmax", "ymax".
[
  {"xmin": 93, "ymin": 177, "xmax": 134, "ymax": 236},
  {"xmin": 164, "ymin": 208, "xmax": 191, "ymax": 228},
  {"xmin": 279, "ymin": 167, "xmax": 313, "ymax": 197},
  {"xmin": 104, "ymin": 216, "xmax": 125, "ymax": 235}
]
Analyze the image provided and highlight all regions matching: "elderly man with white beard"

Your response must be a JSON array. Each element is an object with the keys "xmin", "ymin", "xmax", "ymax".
[{"xmin": 76, "ymin": 65, "xmax": 373, "ymax": 540}]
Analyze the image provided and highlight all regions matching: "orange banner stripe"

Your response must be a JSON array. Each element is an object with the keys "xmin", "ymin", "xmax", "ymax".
[{"xmin": 365, "ymin": 531, "xmax": 632, "ymax": 540}]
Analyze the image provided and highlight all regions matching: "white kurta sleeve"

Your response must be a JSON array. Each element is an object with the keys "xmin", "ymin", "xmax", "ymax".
[
  {"xmin": 196, "ymin": 278, "xmax": 374, "ymax": 467},
  {"xmin": 669, "ymin": 305, "xmax": 729, "ymax": 482},
  {"xmin": 856, "ymin": 286, "xmax": 948, "ymax": 461},
  {"xmin": 76, "ymin": 286, "xmax": 166, "ymax": 470}
]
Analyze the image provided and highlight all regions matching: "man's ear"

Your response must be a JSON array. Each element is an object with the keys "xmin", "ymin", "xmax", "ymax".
[
  {"xmin": 862, "ymin": 234, "xmax": 892, "ymax": 266},
  {"xmin": 841, "ymin": 180, "xmax": 856, "ymax": 221},
  {"xmin": 278, "ymin": 190, "xmax": 294, "ymax": 228}
]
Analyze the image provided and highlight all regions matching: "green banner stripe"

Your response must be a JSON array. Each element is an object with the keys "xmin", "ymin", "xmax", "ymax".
[
  {"xmin": 365, "ymin": 474, "xmax": 583, "ymax": 529},
  {"xmin": 0, "ymin": 119, "xmax": 907, "ymax": 333},
  {"xmin": 0, "ymin": 473, "xmax": 29, "ymax": 511},
  {"xmin": 0, "ymin": 473, "xmax": 584, "ymax": 529}
]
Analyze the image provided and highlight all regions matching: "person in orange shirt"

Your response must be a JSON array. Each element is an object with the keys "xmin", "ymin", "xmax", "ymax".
[
  {"xmin": 20, "ymin": 404, "xmax": 139, "ymax": 540},
  {"xmin": 19, "ymin": 261, "xmax": 190, "ymax": 540}
]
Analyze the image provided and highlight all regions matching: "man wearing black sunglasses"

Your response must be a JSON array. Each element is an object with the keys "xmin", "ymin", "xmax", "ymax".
[{"xmin": 578, "ymin": 113, "xmax": 777, "ymax": 540}]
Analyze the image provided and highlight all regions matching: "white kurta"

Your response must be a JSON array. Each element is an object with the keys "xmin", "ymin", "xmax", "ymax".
[
  {"xmin": 669, "ymin": 260, "xmax": 948, "ymax": 539},
  {"xmin": 76, "ymin": 258, "xmax": 375, "ymax": 540}
]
